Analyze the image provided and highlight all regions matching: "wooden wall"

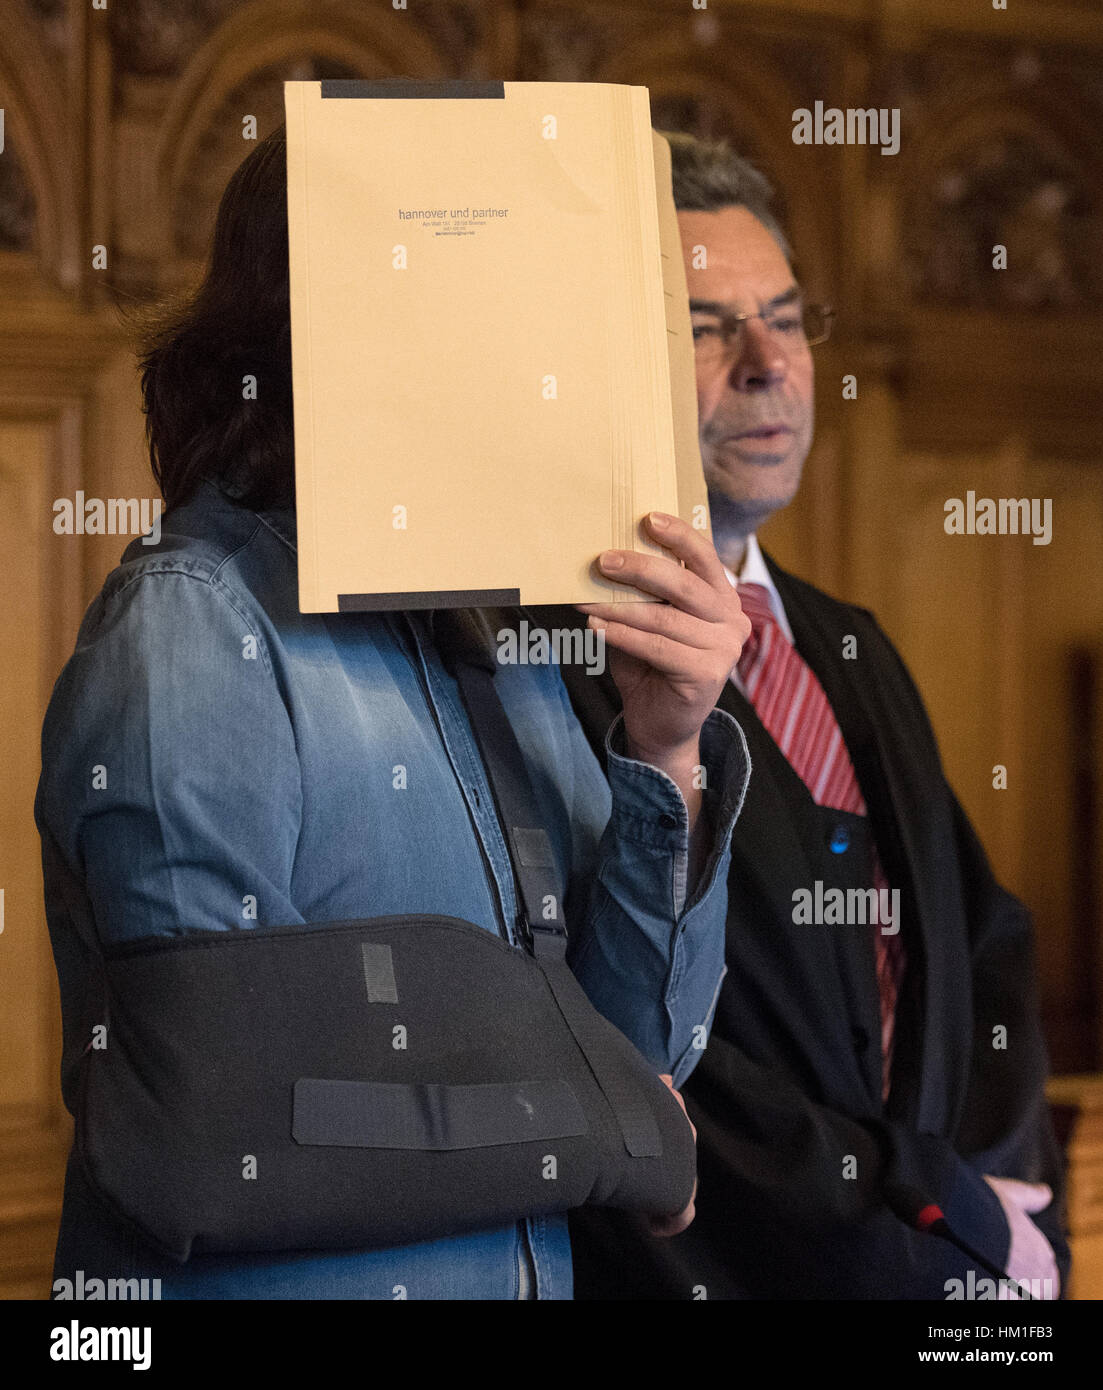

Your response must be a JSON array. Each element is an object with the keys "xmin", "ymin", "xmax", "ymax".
[{"xmin": 2, "ymin": 0, "xmax": 1101, "ymax": 1298}]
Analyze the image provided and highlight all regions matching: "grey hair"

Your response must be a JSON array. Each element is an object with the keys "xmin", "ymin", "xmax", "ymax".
[{"xmin": 660, "ymin": 131, "xmax": 791, "ymax": 260}]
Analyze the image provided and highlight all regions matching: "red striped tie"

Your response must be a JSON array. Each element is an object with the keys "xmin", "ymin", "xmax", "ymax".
[{"xmin": 736, "ymin": 582, "xmax": 904, "ymax": 1099}]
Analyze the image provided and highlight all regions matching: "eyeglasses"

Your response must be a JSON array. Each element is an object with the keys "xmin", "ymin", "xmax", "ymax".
[{"xmin": 691, "ymin": 301, "xmax": 835, "ymax": 363}]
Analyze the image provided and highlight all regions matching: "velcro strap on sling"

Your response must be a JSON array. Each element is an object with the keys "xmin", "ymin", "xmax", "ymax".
[{"xmin": 292, "ymin": 1077, "xmax": 587, "ymax": 1150}]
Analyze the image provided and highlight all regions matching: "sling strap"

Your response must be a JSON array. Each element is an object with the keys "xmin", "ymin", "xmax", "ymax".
[{"xmin": 438, "ymin": 610, "xmax": 662, "ymax": 1160}]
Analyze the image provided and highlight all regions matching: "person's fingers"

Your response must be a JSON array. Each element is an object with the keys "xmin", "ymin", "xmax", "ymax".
[
  {"xmin": 585, "ymin": 617, "xmax": 722, "ymax": 679},
  {"xmin": 649, "ymin": 1075, "xmax": 698, "ymax": 1234},
  {"xmin": 990, "ymin": 1177, "xmax": 1053, "ymax": 1214},
  {"xmin": 659, "ymin": 1073, "xmax": 698, "ymax": 1142},
  {"xmin": 587, "ymin": 551, "xmax": 719, "ymax": 621},
  {"xmin": 647, "ymin": 1197, "xmax": 695, "ymax": 1239},
  {"xmin": 1009, "ymin": 1181, "xmax": 1053, "ymax": 1214},
  {"xmin": 588, "ymin": 511, "xmax": 732, "ymax": 619},
  {"xmin": 576, "ymin": 601, "xmax": 717, "ymax": 650},
  {"xmin": 641, "ymin": 512, "xmax": 729, "ymax": 589},
  {"xmin": 646, "ymin": 1174, "xmax": 698, "ymax": 1239},
  {"xmin": 983, "ymin": 1176, "xmax": 1059, "ymax": 1295}
]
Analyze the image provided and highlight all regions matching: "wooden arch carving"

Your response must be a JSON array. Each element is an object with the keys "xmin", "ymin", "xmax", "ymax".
[
  {"xmin": 156, "ymin": 0, "xmax": 451, "ymax": 234},
  {"xmin": 588, "ymin": 35, "xmax": 834, "ymax": 295},
  {"xmin": 893, "ymin": 72, "xmax": 1103, "ymax": 308},
  {"xmin": 0, "ymin": 0, "xmax": 81, "ymax": 289}
]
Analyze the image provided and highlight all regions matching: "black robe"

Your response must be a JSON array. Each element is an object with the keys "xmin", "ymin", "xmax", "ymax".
[{"xmin": 541, "ymin": 553, "xmax": 1070, "ymax": 1299}]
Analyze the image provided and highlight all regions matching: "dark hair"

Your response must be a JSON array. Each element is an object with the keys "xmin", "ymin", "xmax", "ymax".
[
  {"xmin": 135, "ymin": 125, "xmax": 295, "ymax": 512},
  {"xmin": 660, "ymin": 131, "xmax": 792, "ymax": 260}
]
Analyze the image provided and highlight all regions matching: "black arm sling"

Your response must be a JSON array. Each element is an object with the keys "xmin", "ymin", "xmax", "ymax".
[{"xmin": 74, "ymin": 608, "xmax": 696, "ymax": 1262}]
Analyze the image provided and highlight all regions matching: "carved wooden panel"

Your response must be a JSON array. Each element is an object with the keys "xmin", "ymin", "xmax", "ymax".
[
  {"xmin": 0, "ymin": 138, "xmax": 35, "ymax": 254},
  {"xmin": 0, "ymin": 395, "xmax": 82, "ymax": 1299},
  {"xmin": 1049, "ymin": 1076, "xmax": 1103, "ymax": 1298}
]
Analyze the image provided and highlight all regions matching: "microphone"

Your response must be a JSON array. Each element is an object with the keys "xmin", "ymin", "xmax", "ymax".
[{"xmin": 884, "ymin": 1181, "xmax": 1031, "ymax": 1299}]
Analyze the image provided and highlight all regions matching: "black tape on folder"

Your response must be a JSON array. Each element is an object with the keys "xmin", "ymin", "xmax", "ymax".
[{"xmin": 321, "ymin": 79, "xmax": 505, "ymax": 100}]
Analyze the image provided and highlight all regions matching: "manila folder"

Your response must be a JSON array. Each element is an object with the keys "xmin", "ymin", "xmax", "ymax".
[{"xmin": 284, "ymin": 79, "xmax": 709, "ymax": 613}]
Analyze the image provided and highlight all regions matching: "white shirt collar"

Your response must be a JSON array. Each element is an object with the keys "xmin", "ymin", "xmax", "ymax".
[{"xmin": 722, "ymin": 533, "xmax": 794, "ymax": 644}]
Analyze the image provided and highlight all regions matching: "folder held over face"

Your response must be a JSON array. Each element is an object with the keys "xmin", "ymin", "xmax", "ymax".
[{"xmin": 284, "ymin": 79, "xmax": 709, "ymax": 612}]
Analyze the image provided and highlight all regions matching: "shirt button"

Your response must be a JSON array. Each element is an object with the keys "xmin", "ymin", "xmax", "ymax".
[
  {"xmin": 658, "ymin": 813, "xmax": 677, "ymax": 830},
  {"xmin": 829, "ymin": 824, "xmax": 850, "ymax": 854}
]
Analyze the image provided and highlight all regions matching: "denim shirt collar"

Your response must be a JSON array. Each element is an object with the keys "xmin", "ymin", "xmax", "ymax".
[{"xmin": 197, "ymin": 471, "xmax": 298, "ymax": 555}]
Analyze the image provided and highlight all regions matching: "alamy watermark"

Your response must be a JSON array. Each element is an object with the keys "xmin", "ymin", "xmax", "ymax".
[
  {"xmin": 52, "ymin": 1270, "xmax": 161, "ymax": 1300},
  {"xmin": 497, "ymin": 619, "xmax": 605, "ymax": 676},
  {"xmin": 944, "ymin": 1271, "xmax": 1056, "ymax": 1300},
  {"xmin": 792, "ymin": 102, "xmax": 900, "ymax": 156},
  {"xmin": 792, "ymin": 881, "xmax": 900, "ymax": 935},
  {"xmin": 53, "ymin": 492, "xmax": 163, "ymax": 546},
  {"xmin": 944, "ymin": 492, "xmax": 1052, "ymax": 546},
  {"xmin": 49, "ymin": 1320, "xmax": 152, "ymax": 1371}
]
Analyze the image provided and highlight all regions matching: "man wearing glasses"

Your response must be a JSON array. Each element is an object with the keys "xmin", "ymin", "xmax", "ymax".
[{"xmin": 558, "ymin": 132, "xmax": 1068, "ymax": 1299}]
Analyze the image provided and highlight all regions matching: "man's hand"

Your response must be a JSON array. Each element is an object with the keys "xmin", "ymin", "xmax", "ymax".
[
  {"xmin": 646, "ymin": 1074, "xmax": 698, "ymax": 1238},
  {"xmin": 576, "ymin": 511, "xmax": 750, "ymax": 825},
  {"xmin": 982, "ymin": 1176, "xmax": 1059, "ymax": 1299}
]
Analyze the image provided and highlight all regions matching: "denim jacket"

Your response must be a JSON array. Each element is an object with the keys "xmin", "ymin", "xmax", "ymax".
[{"xmin": 36, "ymin": 476, "xmax": 750, "ymax": 1300}]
